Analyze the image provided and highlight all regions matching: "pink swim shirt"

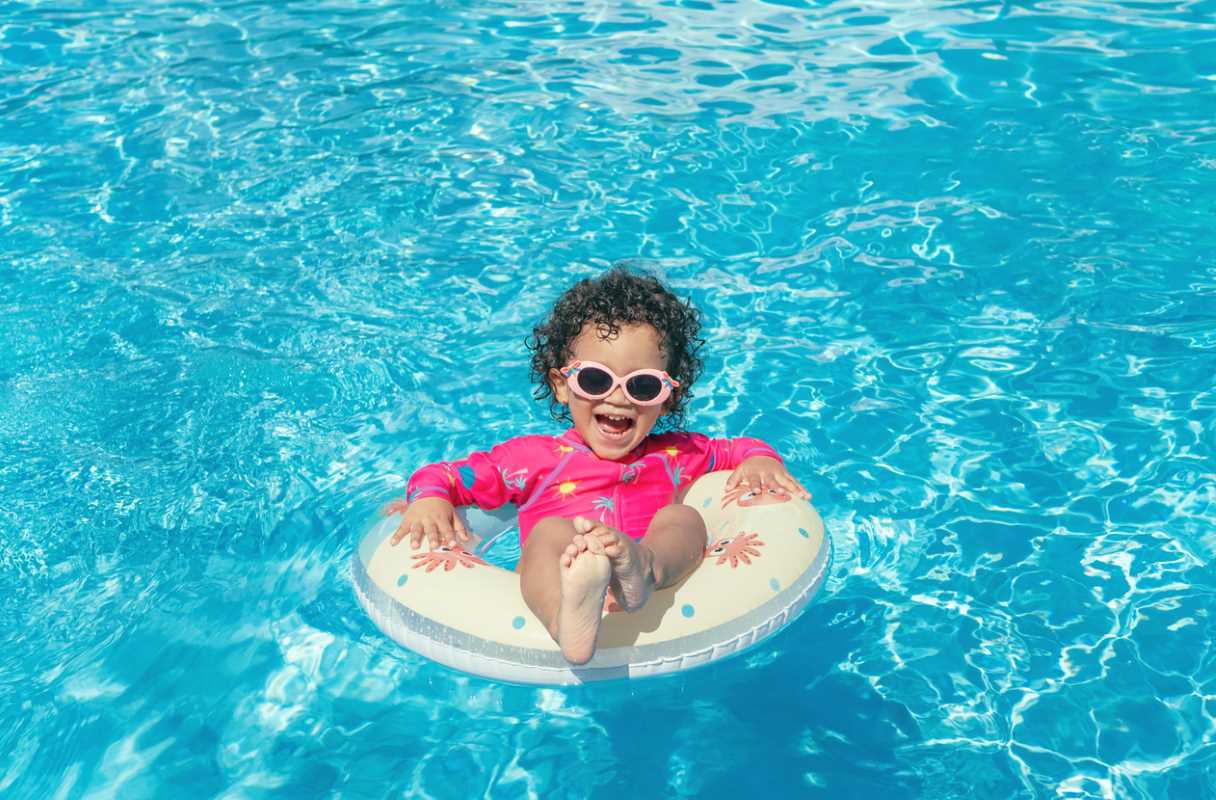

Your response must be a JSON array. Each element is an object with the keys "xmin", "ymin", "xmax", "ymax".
[{"xmin": 405, "ymin": 429, "xmax": 781, "ymax": 542}]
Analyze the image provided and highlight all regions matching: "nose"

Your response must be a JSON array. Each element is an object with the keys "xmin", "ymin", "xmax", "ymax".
[{"xmin": 605, "ymin": 383, "xmax": 631, "ymax": 406}]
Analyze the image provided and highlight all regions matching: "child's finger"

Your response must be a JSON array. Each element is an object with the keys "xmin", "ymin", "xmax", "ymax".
[
  {"xmin": 771, "ymin": 471, "xmax": 802, "ymax": 498},
  {"xmin": 776, "ymin": 471, "xmax": 811, "ymax": 499},
  {"xmin": 725, "ymin": 470, "xmax": 742, "ymax": 490},
  {"xmin": 778, "ymin": 469, "xmax": 807, "ymax": 496},
  {"xmin": 390, "ymin": 520, "xmax": 409, "ymax": 546},
  {"xmin": 422, "ymin": 520, "xmax": 441, "ymax": 548},
  {"xmin": 382, "ymin": 499, "xmax": 409, "ymax": 518},
  {"xmin": 452, "ymin": 515, "xmax": 470, "ymax": 542},
  {"xmin": 408, "ymin": 522, "xmax": 424, "ymax": 549}
]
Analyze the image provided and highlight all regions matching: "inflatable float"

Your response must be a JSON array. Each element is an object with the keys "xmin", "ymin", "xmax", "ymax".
[{"xmin": 352, "ymin": 470, "xmax": 830, "ymax": 684}]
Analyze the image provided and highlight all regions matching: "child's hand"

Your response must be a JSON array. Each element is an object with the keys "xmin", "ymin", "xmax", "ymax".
[
  {"xmin": 726, "ymin": 456, "xmax": 811, "ymax": 501},
  {"xmin": 390, "ymin": 497, "xmax": 470, "ymax": 549}
]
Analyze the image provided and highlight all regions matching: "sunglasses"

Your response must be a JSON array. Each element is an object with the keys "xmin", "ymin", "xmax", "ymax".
[{"xmin": 559, "ymin": 360, "xmax": 679, "ymax": 407}]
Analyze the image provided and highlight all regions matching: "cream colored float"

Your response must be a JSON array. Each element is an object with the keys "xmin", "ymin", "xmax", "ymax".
[{"xmin": 352, "ymin": 470, "xmax": 830, "ymax": 684}]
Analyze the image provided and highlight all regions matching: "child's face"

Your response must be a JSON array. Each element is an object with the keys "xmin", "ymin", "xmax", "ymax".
[{"xmin": 550, "ymin": 322, "xmax": 669, "ymax": 461}]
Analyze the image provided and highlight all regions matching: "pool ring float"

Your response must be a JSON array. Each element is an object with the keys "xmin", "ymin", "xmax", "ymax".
[{"xmin": 352, "ymin": 470, "xmax": 830, "ymax": 684}]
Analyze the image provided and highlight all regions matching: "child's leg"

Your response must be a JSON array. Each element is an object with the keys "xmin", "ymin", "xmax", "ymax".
[
  {"xmin": 583, "ymin": 504, "xmax": 707, "ymax": 612},
  {"xmin": 516, "ymin": 517, "xmax": 576, "ymax": 636},
  {"xmin": 640, "ymin": 504, "xmax": 709, "ymax": 589},
  {"xmin": 517, "ymin": 516, "xmax": 611, "ymax": 665}
]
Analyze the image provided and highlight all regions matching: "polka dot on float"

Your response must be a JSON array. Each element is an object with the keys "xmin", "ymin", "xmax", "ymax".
[
  {"xmin": 396, "ymin": 575, "xmax": 408, "ymax": 587},
  {"xmin": 681, "ymin": 604, "xmax": 695, "ymax": 618},
  {"xmin": 769, "ymin": 578, "xmax": 780, "ymax": 591},
  {"xmin": 512, "ymin": 616, "xmax": 525, "ymax": 630},
  {"xmin": 798, "ymin": 527, "xmax": 810, "ymax": 538}
]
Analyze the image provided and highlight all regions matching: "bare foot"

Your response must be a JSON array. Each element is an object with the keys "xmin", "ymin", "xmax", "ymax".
[
  {"xmin": 556, "ymin": 533, "xmax": 611, "ymax": 665},
  {"xmin": 574, "ymin": 517, "xmax": 653, "ymax": 613}
]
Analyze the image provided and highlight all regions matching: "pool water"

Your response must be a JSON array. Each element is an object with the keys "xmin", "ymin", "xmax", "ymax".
[{"xmin": 2, "ymin": 0, "xmax": 1215, "ymax": 797}]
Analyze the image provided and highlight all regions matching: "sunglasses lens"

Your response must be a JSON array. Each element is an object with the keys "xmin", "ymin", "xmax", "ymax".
[
  {"xmin": 575, "ymin": 367, "xmax": 613, "ymax": 396},
  {"xmin": 625, "ymin": 374, "xmax": 663, "ymax": 402}
]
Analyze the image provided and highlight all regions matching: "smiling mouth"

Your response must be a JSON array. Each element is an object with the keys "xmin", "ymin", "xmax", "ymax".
[{"xmin": 595, "ymin": 413, "xmax": 635, "ymax": 440}]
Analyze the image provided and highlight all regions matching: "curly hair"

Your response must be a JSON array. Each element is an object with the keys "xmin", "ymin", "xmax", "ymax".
[{"xmin": 526, "ymin": 266, "xmax": 704, "ymax": 431}]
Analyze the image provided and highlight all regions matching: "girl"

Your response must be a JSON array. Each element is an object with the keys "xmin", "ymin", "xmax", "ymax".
[{"xmin": 390, "ymin": 268, "xmax": 809, "ymax": 664}]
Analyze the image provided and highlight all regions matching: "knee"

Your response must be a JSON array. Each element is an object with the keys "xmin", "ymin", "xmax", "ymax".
[
  {"xmin": 521, "ymin": 516, "xmax": 576, "ymax": 553},
  {"xmin": 669, "ymin": 503, "xmax": 706, "ymax": 527},
  {"xmin": 531, "ymin": 515, "xmax": 577, "ymax": 536},
  {"xmin": 661, "ymin": 504, "xmax": 708, "ymax": 542}
]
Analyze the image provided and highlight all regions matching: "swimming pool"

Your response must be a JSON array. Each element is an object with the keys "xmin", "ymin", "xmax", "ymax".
[{"xmin": 2, "ymin": 0, "xmax": 1214, "ymax": 796}]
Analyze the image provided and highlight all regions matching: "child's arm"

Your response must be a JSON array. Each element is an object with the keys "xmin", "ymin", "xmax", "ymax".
[
  {"xmin": 391, "ymin": 440, "xmax": 538, "ymax": 549},
  {"xmin": 705, "ymin": 435, "xmax": 811, "ymax": 501}
]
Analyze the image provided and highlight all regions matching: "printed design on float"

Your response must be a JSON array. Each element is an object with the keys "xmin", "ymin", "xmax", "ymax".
[
  {"xmin": 411, "ymin": 544, "xmax": 486, "ymax": 572},
  {"xmin": 720, "ymin": 484, "xmax": 792, "ymax": 509},
  {"xmin": 499, "ymin": 466, "xmax": 528, "ymax": 492},
  {"xmin": 706, "ymin": 532, "xmax": 765, "ymax": 567}
]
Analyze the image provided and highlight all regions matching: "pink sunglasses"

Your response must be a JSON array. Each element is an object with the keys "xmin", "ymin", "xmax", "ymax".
[{"xmin": 559, "ymin": 360, "xmax": 679, "ymax": 407}]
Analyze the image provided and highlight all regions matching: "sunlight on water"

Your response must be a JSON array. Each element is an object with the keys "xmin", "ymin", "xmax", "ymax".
[{"xmin": 1, "ymin": 0, "xmax": 1214, "ymax": 796}]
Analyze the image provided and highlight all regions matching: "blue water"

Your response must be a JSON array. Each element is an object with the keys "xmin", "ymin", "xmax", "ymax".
[{"xmin": 2, "ymin": 0, "xmax": 1215, "ymax": 797}]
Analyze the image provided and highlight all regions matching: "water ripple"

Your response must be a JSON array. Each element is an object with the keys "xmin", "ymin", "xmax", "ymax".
[{"xmin": 3, "ymin": 0, "xmax": 1215, "ymax": 796}]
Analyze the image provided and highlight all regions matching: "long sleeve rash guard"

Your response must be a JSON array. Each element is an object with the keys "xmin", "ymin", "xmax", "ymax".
[{"xmin": 404, "ymin": 428, "xmax": 781, "ymax": 542}]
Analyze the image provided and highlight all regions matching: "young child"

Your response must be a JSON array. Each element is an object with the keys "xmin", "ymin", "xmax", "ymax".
[{"xmin": 390, "ymin": 268, "xmax": 809, "ymax": 664}]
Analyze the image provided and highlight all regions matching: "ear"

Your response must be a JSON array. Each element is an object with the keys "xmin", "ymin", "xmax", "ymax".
[
  {"xmin": 549, "ymin": 368, "xmax": 569, "ymax": 405},
  {"xmin": 663, "ymin": 384, "xmax": 680, "ymax": 415}
]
